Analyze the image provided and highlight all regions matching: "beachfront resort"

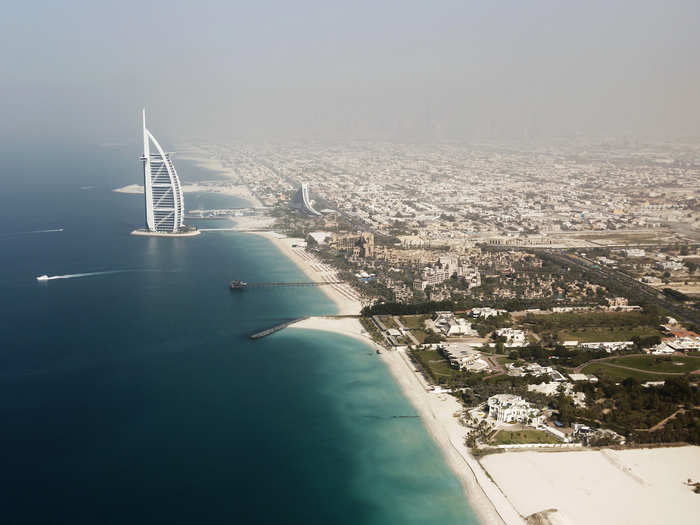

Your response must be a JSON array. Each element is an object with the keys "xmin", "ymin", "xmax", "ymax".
[{"xmin": 114, "ymin": 141, "xmax": 700, "ymax": 525}]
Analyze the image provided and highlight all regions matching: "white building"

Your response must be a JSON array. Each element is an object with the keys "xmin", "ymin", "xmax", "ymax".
[
  {"xmin": 141, "ymin": 109, "xmax": 186, "ymax": 233},
  {"xmin": 651, "ymin": 343, "xmax": 675, "ymax": 355},
  {"xmin": 507, "ymin": 362, "xmax": 566, "ymax": 381},
  {"xmin": 442, "ymin": 345, "xmax": 490, "ymax": 372},
  {"xmin": 470, "ymin": 307, "xmax": 506, "ymax": 319},
  {"xmin": 433, "ymin": 312, "xmax": 478, "ymax": 337},
  {"xmin": 568, "ymin": 373, "xmax": 598, "ymax": 383},
  {"xmin": 495, "ymin": 327, "xmax": 527, "ymax": 347},
  {"xmin": 579, "ymin": 341, "xmax": 634, "ymax": 353},
  {"xmin": 655, "ymin": 260, "xmax": 685, "ymax": 272},
  {"xmin": 665, "ymin": 337, "xmax": 700, "ymax": 353},
  {"xmin": 413, "ymin": 266, "xmax": 450, "ymax": 290},
  {"xmin": 487, "ymin": 394, "xmax": 542, "ymax": 424}
]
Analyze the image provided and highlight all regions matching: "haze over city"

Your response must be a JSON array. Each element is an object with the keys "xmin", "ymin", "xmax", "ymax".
[{"xmin": 2, "ymin": 0, "xmax": 700, "ymax": 144}]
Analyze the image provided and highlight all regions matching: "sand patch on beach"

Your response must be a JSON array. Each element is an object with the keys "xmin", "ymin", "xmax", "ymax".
[{"xmin": 481, "ymin": 446, "xmax": 700, "ymax": 525}]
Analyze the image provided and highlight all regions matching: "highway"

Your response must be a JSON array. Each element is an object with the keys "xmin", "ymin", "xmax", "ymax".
[{"xmin": 548, "ymin": 251, "xmax": 700, "ymax": 325}]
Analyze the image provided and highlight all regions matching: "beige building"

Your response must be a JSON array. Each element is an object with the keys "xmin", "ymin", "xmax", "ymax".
[{"xmin": 329, "ymin": 232, "xmax": 375, "ymax": 258}]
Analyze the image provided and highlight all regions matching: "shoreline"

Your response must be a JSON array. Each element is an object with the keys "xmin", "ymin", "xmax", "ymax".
[
  {"xmin": 288, "ymin": 317, "xmax": 700, "ymax": 525},
  {"xmin": 113, "ymin": 183, "xmax": 262, "ymax": 206},
  {"xmin": 288, "ymin": 316, "xmax": 520, "ymax": 525},
  {"xmin": 244, "ymin": 231, "xmax": 518, "ymax": 523},
  {"xmin": 249, "ymin": 231, "xmax": 362, "ymax": 316},
  {"xmin": 250, "ymin": 232, "xmax": 512, "ymax": 522},
  {"xmin": 177, "ymin": 152, "xmax": 264, "ymax": 207}
]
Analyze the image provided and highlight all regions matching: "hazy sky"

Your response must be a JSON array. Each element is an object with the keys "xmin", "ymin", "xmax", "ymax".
[{"xmin": 1, "ymin": 1, "xmax": 699, "ymax": 143}]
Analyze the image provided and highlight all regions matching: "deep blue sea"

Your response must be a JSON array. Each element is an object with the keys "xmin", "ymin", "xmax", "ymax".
[{"xmin": 0, "ymin": 143, "xmax": 479, "ymax": 524}]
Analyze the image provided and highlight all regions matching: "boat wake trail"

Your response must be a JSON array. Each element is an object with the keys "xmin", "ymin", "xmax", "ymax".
[
  {"xmin": 2, "ymin": 228, "xmax": 64, "ymax": 237},
  {"xmin": 37, "ymin": 271, "xmax": 124, "ymax": 281},
  {"xmin": 35, "ymin": 269, "xmax": 163, "ymax": 282}
]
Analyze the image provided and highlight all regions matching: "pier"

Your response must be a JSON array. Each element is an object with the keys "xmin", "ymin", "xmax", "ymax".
[
  {"xmin": 242, "ymin": 281, "xmax": 345, "ymax": 288},
  {"xmin": 249, "ymin": 317, "xmax": 308, "ymax": 339}
]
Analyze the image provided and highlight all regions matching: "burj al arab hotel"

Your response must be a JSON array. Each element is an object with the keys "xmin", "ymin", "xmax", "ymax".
[{"xmin": 132, "ymin": 110, "xmax": 199, "ymax": 236}]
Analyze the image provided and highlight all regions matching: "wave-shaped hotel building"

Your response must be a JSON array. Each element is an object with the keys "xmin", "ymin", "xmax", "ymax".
[
  {"xmin": 132, "ymin": 110, "xmax": 199, "ymax": 237},
  {"xmin": 289, "ymin": 183, "xmax": 321, "ymax": 216}
]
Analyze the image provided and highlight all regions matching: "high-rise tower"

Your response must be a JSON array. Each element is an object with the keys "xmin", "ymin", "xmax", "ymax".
[
  {"xmin": 140, "ymin": 109, "xmax": 185, "ymax": 233},
  {"xmin": 289, "ymin": 182, "xmax": 321, "ymax": 216}
]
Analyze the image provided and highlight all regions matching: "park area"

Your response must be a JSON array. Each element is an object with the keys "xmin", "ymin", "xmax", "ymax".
[
  {"xmin": 524, "ymin": 310, "xmax": 663, "ymax": 344},
  {"xmin": 581, "ymin": 354, "xmax": 700, "ymax": 381},
  {"xmin": 489, "ymin": 429, "xmax": 560, "ymax": 445},
  {"xmin": 557, "ymin": 325, "xmax": 660, "ymax": 343},
  {"xmin": 410, "ymin": 349, "xmax": 457, "ymax": 383}
]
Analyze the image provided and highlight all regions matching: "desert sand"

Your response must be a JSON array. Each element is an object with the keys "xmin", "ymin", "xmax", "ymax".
[
  {"xmin": 480, "ymin": 446, "xmax": 700, "ymax": 525},
  {"xmin": 288, "ymin": 316, "xmax": 700, "ymax": 525},
  {"xmin": 177, "ymin": 152, "xmax": 264, "ymax": 207},
  {"xmin": 113, "ymin": 183, "xmax": 261, "ymax": 206}
]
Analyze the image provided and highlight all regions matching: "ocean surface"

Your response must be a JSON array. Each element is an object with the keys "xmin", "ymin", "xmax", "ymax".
[{"xmin": 0, "ymin": 143, "xmax": 480, "ymax": 524}]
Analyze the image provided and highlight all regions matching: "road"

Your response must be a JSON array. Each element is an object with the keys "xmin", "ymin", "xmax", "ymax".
[{"xmin": 549, "ymin": 251, "xmax": 700, "ymax": 325}]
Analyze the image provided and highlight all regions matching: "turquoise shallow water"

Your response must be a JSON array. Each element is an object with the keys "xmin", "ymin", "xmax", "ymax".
[{"xmin": 0, "ymin": 143, "xmax": 480, "ymax": 524}]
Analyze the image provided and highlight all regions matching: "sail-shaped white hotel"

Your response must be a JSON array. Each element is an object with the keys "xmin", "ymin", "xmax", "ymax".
[{"xmin": 132, "ymin": 110, "xmax": 199, "ymax": 236}]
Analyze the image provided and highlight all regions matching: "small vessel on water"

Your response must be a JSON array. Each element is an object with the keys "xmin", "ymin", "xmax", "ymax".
[
  {"xmin": 230, "ymin": 280, "xmax": 248, "ymax": 290},
  {"xmin": 36, "ymin": 275, "xmax": 49, "ymax": 281}
]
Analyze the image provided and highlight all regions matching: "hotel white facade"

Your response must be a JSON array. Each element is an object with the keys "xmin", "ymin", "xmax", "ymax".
[
  {"xmin": 141, "ymin": 110, "xmax": 185, "ymax": 233},
  {"xmin": 487, "ymin": 394, "xmax": 542, "ymax": 424}
]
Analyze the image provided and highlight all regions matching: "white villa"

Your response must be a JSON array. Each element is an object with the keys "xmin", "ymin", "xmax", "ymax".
[
  {"xmin": 433, "ymin": 311, "xmax": 478, "ymax": 337},
  {"xmin": 495, "ymin": 327, "xmax": 527, "ymax": 347},
  {"xmin": 487, "ymin": 394, "xmax": 542, "ymax": 425},
  {"xmin": 442, "ymin": 344, "xmax": 490, "ymax": 372},
  {"xmin": 579, "ymin": 341, "xmax": 634, "ymax": 353},
  {"xmin": 470, "ymin": 307, "xmax": 506, "ymax": 319}
]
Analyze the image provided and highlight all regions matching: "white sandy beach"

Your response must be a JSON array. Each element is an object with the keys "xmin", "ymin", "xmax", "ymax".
[
  {"xmin": 481, "ymin": 446, "xmax": 700, "ymax": 525},
  {"xmin": 253, "ymin": 233, "xmax": 362, "ymax": 316},
  {"xmin": 287, "ymin": 316, "xmax": 700, "ymax": 525},
  {"xmin": 288, "ymin": 316, "xmax": 519, "ymax": 525}
]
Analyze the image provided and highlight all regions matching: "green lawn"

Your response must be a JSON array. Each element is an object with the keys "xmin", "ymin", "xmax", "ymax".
[
  {"xmin": 378, "ymin": 315, "xmax": 399, "ymax": 330},
  {"xmin": 557, "ymin": 326, "xmax": 661, "ymax": 343},
  {"xmin": 490, "ymin": 430, "xmax": 560, "ymax": 445},
  {"xmin": 607, "ymin": 355, "xmax": 700, "ymax": 374},
  {"xmin": 580, "ymin": 363, "xmax": 666, "ymax": 382},
  {"xmin": 411, "ymin": 350, "xmax": 457, "ymax": 381},
  {"xmin": 399, "ymin": 315, "xmax": 429, "ymax": 330},
  {"xmin": 410, "ymin": 329, "xmax": 430, "ymax": 344}
]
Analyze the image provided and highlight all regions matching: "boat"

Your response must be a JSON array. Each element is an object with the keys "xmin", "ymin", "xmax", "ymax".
[
  {"xmin": 36, "ymin": 275, "xmax": 49, "ymax": 281},
  {"xmin": 230, "ymin": 280, "xmax": 248, "ymax": 290}
]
